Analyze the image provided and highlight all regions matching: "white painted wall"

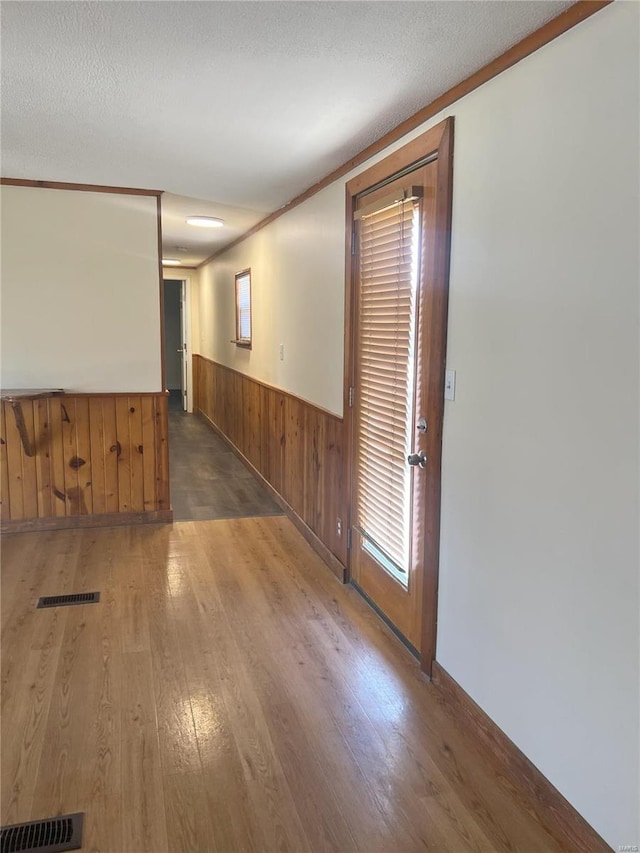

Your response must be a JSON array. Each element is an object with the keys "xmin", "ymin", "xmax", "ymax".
[
  {"xmin": 195, "ymin": 4, "xmax": 639, "ymax": 847},
  {"xmin": 436, "ymin": 5, "xmax": 639, "ymax": 849},
  {"xmin": 197, "ymin": 185, "xmax": 345, "ymax": 413},
  {"xmin": 0, "ymin": 186, "xmax": 162, "ymax": 392}
]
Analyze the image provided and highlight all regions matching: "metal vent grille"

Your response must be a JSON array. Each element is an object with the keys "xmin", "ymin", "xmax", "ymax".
[
  {"xmin": 0, "ymin": 813, "xmax": 83, "ymax": 853},
  {"xmin": 37, "ymin": 592, "xmax": 100, "ymax": 609}
]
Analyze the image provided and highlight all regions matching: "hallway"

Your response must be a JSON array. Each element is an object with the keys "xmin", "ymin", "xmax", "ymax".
[
  {"xmin": 1, "ymin": 516, "xmax": 576, "ymax": 852},
  {"xmin": 168, "ymin": 404, "xmax": 283, "ymax": 522}
]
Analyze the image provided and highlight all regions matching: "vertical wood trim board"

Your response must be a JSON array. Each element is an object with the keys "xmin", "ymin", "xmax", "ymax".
[
  {"xmin": 193, "ymin": 354, "xmax": 347, "ymax": 568},
  {"xmin": 0, "ymin": 393, "xmax": 171, "ymax": 532}
]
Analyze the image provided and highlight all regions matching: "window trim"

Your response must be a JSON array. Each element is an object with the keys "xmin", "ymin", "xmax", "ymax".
[{"xmin": 234, "ymin": 268, "xmax": 252, "ymax": 349}]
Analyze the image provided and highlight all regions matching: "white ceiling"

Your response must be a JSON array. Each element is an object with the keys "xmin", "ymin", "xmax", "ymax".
[{"xmin": 2, "ymin": 0, "xmax": 573, "ymax": 266}]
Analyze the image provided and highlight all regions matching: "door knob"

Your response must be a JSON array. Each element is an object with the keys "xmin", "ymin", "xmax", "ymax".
[
  {"xmin": 407, "ymin": 451, "xmax": 427, "ymax": 468},
  {"xmin": 177, "ymin": 348, "xmax": 184, "ymax": 353}
]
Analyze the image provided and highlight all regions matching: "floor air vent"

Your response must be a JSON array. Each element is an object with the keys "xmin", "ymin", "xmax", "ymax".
[
  {"xmin": 0, "ymin": 813, "xmax": 83, "ymax": 853},
  {"xmin": 37, "ymin": 592, "xmax": 100, "ymax": 609}
]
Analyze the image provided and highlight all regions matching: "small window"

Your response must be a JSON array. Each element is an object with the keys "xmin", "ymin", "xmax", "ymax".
[{"xmin": 234, "ymin": 269, "xmax": 252, "ymax": 348}]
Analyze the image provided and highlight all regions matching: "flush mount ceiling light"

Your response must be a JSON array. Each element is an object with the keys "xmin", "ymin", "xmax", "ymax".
[
  {"xmin": 162, "ymin": 258, "xmax": 181, "ymax": 266},
  {"xmin": 186, "ymin": 216, "xmax": 224, "ymax": 228}
]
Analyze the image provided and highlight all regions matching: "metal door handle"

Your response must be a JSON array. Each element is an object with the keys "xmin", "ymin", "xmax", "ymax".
[
  {"xmin": 177, "ymin": 348, "xmax": 184, "ymax": 353},
  {"xmin": 407, "ymin": 451, "xmax": 427, "ymax": 468}
]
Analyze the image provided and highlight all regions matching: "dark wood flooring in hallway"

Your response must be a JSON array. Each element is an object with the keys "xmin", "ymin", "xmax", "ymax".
[{"xmin": 168, "ymin": 400, "xmax": 283, "ymax": 522}]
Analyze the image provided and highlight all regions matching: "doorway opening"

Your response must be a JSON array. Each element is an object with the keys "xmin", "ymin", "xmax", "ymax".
[
  {"xmin": 163, "ymin": 278, "xmax": 189, "ymax": 412},
  {"xmin": 344, "ymin": 118, "xmax": 454, "ymax": 676}
]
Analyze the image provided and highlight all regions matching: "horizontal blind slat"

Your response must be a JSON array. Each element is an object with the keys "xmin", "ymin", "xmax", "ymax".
[{"xmin": 354, "ymin": 196, "xmax": 419, "ymax": 579}]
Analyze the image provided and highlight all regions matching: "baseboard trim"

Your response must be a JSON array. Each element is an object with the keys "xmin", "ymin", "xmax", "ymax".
[
  {"xmin": 196, "ymin": 408, "xmax": 347, "ymax": 583},
  {"xmin": 1, "ymin": 508, "xmax": 173, "ymax": 534},
  {"xmin": 431, "ymin": 662, "xmax": 612, "ymax": 853}
]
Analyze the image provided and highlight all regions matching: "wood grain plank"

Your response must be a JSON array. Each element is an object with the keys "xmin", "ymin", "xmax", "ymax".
[
  {"xmin": 102, "ymin": 397, "xmax": 119, "ymax": 514},
  {"xmin": 33, "ymin": 399, "xmax": 53, "ymax": 518},
  {"xmin": 60, "ymin": 398, "xmax": 83, "ymax": 516},
  {"xmin": 48, "ymin": 399, "xmax": 67, "ymax": 517},
  {"xmin": 121, "ymin": 651, "xmax": 169, "ymax": 853},
  {"xmin": 4, "ymin": 401, "xmax": 25, "ymax": 520},
  {"xmin": 19, "ymin": 402, "xmax": 39, "ymax": 519},
  {"xmin": 115, "ymin": 396, "xmax": 132, "ymax": 512},
  {"xmin": 143, "ymin": 528, "xmax": 201, "ymax": 777},
  {"xmin": 88, "ymin": 398, "xmax": 107, "ymax": 515},
  {"xmin": 141, "ymin": 396, "xmax": 157, "ymax": 511},
  {"xmin": 128, "ymin": 397, "xmax": 145, "ymax": 512},
  {"xmin": 155, "ymin": 395, "xmax": 170, "ymax": 511},
  {"xmin": 73, "ymin": 397, "xmax": 92, "ymax": 515},
  {"xmin": 1, "ymin": 403, "xmax": 11, "ymax": 521}
]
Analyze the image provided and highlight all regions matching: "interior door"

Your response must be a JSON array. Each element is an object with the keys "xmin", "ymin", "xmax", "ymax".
[
  {"xmin": 180, "ymin": 282, "xmax": 187, "ymax": 411},
  {"xmin": 349, "ymin": 158, "xmax": 441, "ymax": 653}
]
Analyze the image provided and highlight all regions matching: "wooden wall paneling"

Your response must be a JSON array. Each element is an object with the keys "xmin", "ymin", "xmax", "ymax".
[
  {"xmin": 230, "ymin": 372, "xmax": 239, "ymax": 449},
  {"xmin": 205, "ymin": 357, "xmax": 214, "ymax": 424},
  {"xmin": 242, "ymin": 375, "xmax": 252, "ymax": 466},
  {"xmin": 128, "ymin": 397, "xmax": 145, "ymax": 512},
  {"xmin": 48, "ymin": 398, "xmax": 67, "ymax": 517},
  {"xmin": 115, "ymin": 397, "xmax": 132, "ymax": 512},
  {"xmin": 60, "ymin": 398, "xmax": 83, "ymax": 515},
  {"xmin": 89, "ymin": 398, "xmax": 107, "ymax": 515},
  {"xmin": 234, "ymin": 373, "xmax": 244, "ymax": 455},
  {"xmin": 267, "ymin": 389, "xmax": 285, "ymax": 496},
  {"xmin": 282, "ymin": 396, "xmax": 300, "ymax": 513},
  {"xmin": 302, "ymin": 404, "xmax": 321, "ymax": 536},
  {"xmin": 0, "ymin": 405, "xmax": 11, "ymax": 522},
  {"xmin": 4, "ymin": 403, "xmax": 25, "ymax": 519},
  {"xmin": 218, "ymin": 363, "xmax": 228, "ymax": 437},
  {"xmin": 0, "ymin": 391, "xmax": 170, "ymax": 530},
  {"xmin": 191, "ymin": 355, "xmax": 346, "ymax": 572},
  {"xmin": 207, "ymin": 359, "xmax": 214, "ymax": 420},
  {"xmin": 225, "ymin": 370, "xmax": 233, "ymax": 441},
  {"xmin": 335, "ymin": 417, "xmax": 348, "ymax": 563},
  {"xmin": 245, "ymin": 377, "xmax": 262, "ymax": 471},
  {"xmin": 74, "ymin": 396, "xmax": 93, "ymax": 515},
  {"xmin": 19, "ymin": 402, "xmax": 39, "ymax": 519},
  {"xmin": 212, "ymin": 362, "xmax": 222, "ymax": 429},
  {"xmin": 141, "ymin": 397, "xmax": 158, "ymax": 511},
  {"xmin": 324, "ymin": 416, "xmax": 346, "ymax": 563},
  {"xmin": 258, "ymin": 385, "xmax": 271, "ymax": 483},
  {"xmin": 102, "ymin": 398, "xmax": 120, "ymax": 514},
  {"xmin": 155, "ymin": 394, "xmax": 170, "ymax": 512}
]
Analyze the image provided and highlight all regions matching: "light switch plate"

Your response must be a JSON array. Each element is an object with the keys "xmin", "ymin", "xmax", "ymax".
[{"xmin": 444, "ymin": 369, "xmax": 456, "ymax": 401}]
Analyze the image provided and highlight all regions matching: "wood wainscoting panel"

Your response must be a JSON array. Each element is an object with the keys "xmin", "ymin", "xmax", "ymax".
[
  {"xmin": 0, "ymin": 393, "xmax": 171, "ymax": 532},
  {"xmin": 193, "ymin": 355, "xmax": 347, "ymax": 570}
]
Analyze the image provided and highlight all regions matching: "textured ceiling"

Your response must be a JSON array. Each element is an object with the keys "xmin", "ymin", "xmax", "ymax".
[{"xmin": 2, "ymin": 0, "xmax": 573, "ymax": 264}]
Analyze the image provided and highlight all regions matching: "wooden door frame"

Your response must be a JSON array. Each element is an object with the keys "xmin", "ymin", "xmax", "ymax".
[{"xmin": 342, "ymin": 117, "xmax": 454, "ymax": 677}]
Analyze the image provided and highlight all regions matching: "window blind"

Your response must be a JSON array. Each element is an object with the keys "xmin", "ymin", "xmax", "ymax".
[
  {"xmin": 355, "ymin": 196, "xmax": 420, "ymax": 582},
  {"xmin": 235, "ymin": 271, "xmax": 251, "ymax": 343}
]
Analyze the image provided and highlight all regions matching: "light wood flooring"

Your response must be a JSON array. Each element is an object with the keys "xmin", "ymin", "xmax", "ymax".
[{"xmin": 1, "ymin": 517, "xmax": 576, "ymax": 852}]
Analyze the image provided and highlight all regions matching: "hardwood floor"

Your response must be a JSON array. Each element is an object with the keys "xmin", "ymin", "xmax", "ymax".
[
  {"xmin": 168, "ymin": 409, "xmax": 283, "ymax": 521},
  {"xmin": 1, "ymin": 517, "xmax": 576, "ymax": 852}
]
